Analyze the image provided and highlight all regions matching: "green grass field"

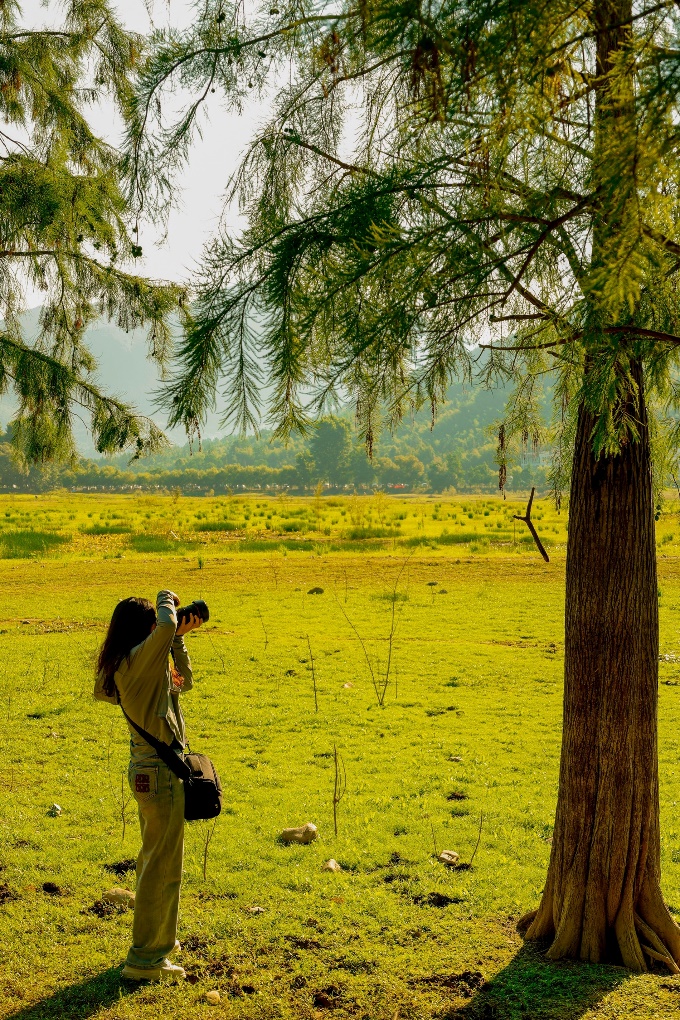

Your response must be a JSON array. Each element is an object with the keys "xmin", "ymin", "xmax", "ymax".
[{"xmin": 1, "ymin": 492, "xmax": 680, "ymax": 1019}]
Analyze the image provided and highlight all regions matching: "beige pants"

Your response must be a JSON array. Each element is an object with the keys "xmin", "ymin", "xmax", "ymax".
[{"xmin": 125, "ymin": 759, "xmax": 185, "ymax": 969}]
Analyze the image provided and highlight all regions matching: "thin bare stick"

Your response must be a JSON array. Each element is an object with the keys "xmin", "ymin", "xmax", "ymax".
[
  {"xmin": 431, "ymin": 822, "xmax": 438, "ymax": 857},
  {"xmin": 206, "ymin": 631, "xmax": 227, "ymax": 674},
  {"xmin": 469, "ymin": 812, "xmax": 484, "ymax": 868},
  {"xmin": 307, "ymin": 634, "xmax": 318, "ymax": 713},
  {"xmin": 334, "ymin": 594, "xmax": 379, "ymax": 700},
  {"xmin": 513, "ymin": 487, "xmax": 550, "ymax": 562},
  {"xmin": 257, "ymin": 609, "xmax": 269, "ymax": 650},
  {"xmin": 203, "ymin": 818, "xmax": 217, "ymax": 882},
  {"xmin": 333, "ymin": 745, "xmax": 347, "ymax": 837},
  {"xmin": 380, "ymin": 552, "xmax": 415, "ymax": 704}
]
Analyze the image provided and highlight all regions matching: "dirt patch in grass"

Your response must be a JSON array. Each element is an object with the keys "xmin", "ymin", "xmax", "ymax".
[
  {"xmin": 409, "ymin": 969, "xmax": 487, "ymax": 996},
  {"xmin": 0, "ymin": 883, "xmax": 18, "ymax": 904},
  {"xmin": 312, "ymin": 985, "xmax": 344, "ymax": 1009},
  {"xmin": 103, "ymin": 859, "xmax": 136, "ymax": 878},
  {"xmin": 411, "ymin": 892, "xmax": 465, "ymax": 907}
]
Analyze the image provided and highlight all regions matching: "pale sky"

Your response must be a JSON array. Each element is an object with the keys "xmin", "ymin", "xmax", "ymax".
[{"xmin": 21, "ymin": 0, "xmax": 264, "ymax": 286}]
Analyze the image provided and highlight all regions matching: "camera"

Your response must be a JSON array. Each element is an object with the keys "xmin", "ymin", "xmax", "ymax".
[{"xmin": 176, "ymin": 599, "xmax": 210, "ymax": 626}]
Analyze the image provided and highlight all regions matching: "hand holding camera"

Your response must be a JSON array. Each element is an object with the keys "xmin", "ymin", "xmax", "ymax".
[{"xmin": 175, "ymin": 598, "xmax": 209, "ymax": 636}]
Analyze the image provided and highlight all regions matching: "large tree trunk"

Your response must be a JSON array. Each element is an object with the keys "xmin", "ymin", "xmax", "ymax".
[{"xmin": 525, "ymin": 364, "xmax": 680, "ymax": 971}]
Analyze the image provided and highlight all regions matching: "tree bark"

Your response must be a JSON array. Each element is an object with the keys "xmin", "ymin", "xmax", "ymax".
[{"xmin": 525, "ymin": 362, "xmax": 680, "ymax": 971}]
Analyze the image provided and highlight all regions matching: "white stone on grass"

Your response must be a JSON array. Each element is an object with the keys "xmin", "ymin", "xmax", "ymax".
[
  {"xmin": 102, "ymin": 887, "xmax": 135, "ymax": 910},
  {"xmin": 438, "ymin": 850, "xmax": 460, "ymax": 866}
]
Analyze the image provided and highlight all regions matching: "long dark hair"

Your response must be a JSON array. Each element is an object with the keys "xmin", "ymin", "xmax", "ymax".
[{"xmin": 97, "ymin": 597, "xmax": 156, "ymax": 697}]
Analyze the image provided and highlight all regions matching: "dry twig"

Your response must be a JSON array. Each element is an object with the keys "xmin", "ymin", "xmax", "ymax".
[
  {"xmin": 202, "ymin": 818, "xmax": 218, "ymax": 882},
  {"xmin": 333, "ymin": 745, "xmax": 346, "ymax": 837},
  {"xmin": 307, "ymin": 634, "xmax": 318, "ymax": 712},
  {"xmin": 257, "ymin": 609, "xmax": 269, "ymax": 650}
]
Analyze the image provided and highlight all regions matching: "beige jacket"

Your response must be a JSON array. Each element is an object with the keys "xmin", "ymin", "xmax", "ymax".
[{"xmin": 94, "ymin": 590, "xmax": 193, "ymax": 761}]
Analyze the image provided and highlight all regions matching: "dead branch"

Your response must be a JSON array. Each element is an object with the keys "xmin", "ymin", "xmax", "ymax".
[
  {"xmin": 333, "ymin": 745, "xmax": 346, "ymax": 837},
  {"xmin": 257, "ymin": 608, "xmax": 269, "ymax": 650},
  {"xmin": 202, "ymin": 818, "xmax": 217, "ymax": 882},
  {"xmin": 334, "ymin": 594, "xmax": 379, "ymax": 700},
  {"xmin": 513, "ymin": 487, "xmax": 550, "ymax": 562},
  {"xmin": 469, "ymin": 811, "xmax": 484, "ymax": 868},
  {"xmin": 307, "ymin": 634, "xmax": 318, "ymax": 713},
  {"xmin": 206, "ymin": 631, "xmax": 227, "ymax": 674},
  {"xmin": 431, "ymin": 822, "xmax": 438, "ymax": 856}
]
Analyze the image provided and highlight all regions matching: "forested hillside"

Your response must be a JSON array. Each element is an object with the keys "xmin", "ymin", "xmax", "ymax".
[{"xmin": 0, "ymin": 379, "xmax": 551, "ymax": 494}]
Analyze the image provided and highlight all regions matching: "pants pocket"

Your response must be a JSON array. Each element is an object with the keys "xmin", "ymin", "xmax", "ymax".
[{"xmin": 129, "ymin": 765, "xmax": 159, "ymax": 802}]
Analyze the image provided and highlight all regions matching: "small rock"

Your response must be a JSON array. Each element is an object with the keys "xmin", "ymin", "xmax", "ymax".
[
  {"xmin": 323, "ymin": 859, "xmax": 342, "ymax": 872},
  {"xmin": 102, "ymin": 887, "xmax": 135, "ymax": 910},
  {"xmin": 449, "ymin": 756, "xmax": 462, "ymax": 762},
  {"xmin": 307, "ymin": 587, "xmax": 324, "ymax": 594},
  {"xmin": 245, "ymin": 905, "xmax": 266, "ymax": 915},
  {"xmin": 47, "ymin": 804, "xmax": 61, "ymax": 817},
  {"xmin": 205, "ymin": 990, "xmax": 221, "ymax": 1004},
  {"xmin": 438, "ymin": 850, "xmax": 460, "ymax": 866},
  {"xmin": 281, "ymin": 822, "xmax": 318, "ymax": 844},
  {"xmin": 46, "ymin": 731, "xmax": 64, "ymax": 739},
  {"xmin": 342, "ymin": 682, "xmax": 353, "ymax": 689}
]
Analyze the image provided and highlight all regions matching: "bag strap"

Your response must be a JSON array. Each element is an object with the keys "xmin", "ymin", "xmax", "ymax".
[{"xmin": 119, "ymin": 700, "xmax": 193, "ymax": 783}]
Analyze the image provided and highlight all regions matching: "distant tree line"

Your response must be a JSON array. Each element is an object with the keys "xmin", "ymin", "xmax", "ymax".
[{"xmin": 0, "ymin": 409, "xmax": 549, "ymax": 494}]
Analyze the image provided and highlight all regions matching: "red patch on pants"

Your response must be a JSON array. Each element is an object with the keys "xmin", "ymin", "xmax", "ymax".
[{"xmin": 135, "ymin": 773, "xmax": 151, "ymax": 793}]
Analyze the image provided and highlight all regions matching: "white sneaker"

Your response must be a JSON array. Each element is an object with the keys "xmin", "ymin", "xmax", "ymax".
[{"xmin": 122, "ymin": 958, "xmax": 186, "ymax": 982}]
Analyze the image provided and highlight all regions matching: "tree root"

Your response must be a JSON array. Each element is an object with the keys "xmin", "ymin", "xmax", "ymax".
[
  {"xmin": 635, "ymin": 913, "xmax": 680, "ymax": 975},
  {"xmin": 516, "ymin": 909, "xmax": 538, "ymax": 934},
  {"xmin": 520, "ymin": 894, "xmax": 680, "ymax": 974}
]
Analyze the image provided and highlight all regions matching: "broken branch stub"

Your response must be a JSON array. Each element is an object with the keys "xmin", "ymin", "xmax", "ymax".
[{"xmin": 513, "ymin": 487, "xmax": 550, "ymax": 562}]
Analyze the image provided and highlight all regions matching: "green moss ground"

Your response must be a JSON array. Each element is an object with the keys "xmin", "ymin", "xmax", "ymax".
[{"xmin": 0, "ymin": 493, "xmax": 680, "ymax": 1019}]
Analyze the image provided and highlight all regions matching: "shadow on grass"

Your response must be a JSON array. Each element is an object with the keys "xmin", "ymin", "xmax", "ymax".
[
  {"xmin": 443, "ymin": 942, "xmax": 630, "ymax": 1020},
  {"xmin": 5, "ymin": 967, "xmax": 138, "ymax": 1020}
]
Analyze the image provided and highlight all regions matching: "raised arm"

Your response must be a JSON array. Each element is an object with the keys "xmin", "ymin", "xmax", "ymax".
[{"xmin": 127, "ymin": 590, "xmax": 178, "ymax": 677}]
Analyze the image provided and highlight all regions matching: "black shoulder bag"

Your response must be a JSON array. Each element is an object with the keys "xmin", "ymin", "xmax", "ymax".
[{"xmin": 122, "ymin": 709, "xmax": 222, "ymax": 822}]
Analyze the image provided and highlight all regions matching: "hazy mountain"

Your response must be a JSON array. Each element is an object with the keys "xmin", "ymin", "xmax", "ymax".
[{"xmin": 0, "ymin": 310, "xmax": 224, "ymax": 453}]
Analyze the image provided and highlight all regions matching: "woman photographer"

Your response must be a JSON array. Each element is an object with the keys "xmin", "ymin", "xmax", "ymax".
[{"xmin": 95, "ymin": 590, "xmax": 202, "ymax": 982}]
